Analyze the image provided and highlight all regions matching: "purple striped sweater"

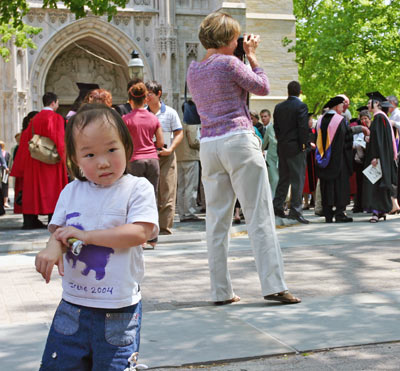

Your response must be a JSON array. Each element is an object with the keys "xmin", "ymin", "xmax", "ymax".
[{"xmin": 187, "ymin": 53, "xmax": 269, "ymax": 139}]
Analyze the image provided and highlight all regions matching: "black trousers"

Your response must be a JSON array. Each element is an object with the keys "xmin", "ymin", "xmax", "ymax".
[
  {"xmin": 273, "ymin": 151, "xmax": 306, "ymax": 214},
  {"xmin": 320, "ymin": 175, "xmax": 349, "ymax": 220}
]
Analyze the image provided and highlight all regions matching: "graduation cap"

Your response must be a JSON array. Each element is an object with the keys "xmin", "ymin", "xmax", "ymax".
[
  {"xmin": 366, "ymin": 91, "xmax": 387, "ymax": 103},
  {"xmin": 366, "ymin": 91, "xmax": 394, "ymax": 109},
  {"xmin": 357, "ymin": 105, "xmax": 368, "ymax": 112},
  {"xmin": 69, "ymin": 83, "xmax": 100, "ymax": 111},
  {"xmin": 324, "ymin": 96, "xmax": 345, "ymax": 109},
  {"xmin": 76, "ymin": 83, "xmax": 100, "ymax": 98}
]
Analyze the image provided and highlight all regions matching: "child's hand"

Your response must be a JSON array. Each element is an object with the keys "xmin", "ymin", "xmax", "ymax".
[
  {"xmin": 35, "ymin": 235, "xmax": 64, "ymax": 283},
  {"xmin": 54, "ymin": 226, "xmax": 87, "ymax": 246}
]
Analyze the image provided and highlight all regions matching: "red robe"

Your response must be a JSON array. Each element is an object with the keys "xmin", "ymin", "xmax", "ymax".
[{"xmin": 11, "ymin": 109, "xmax": 68, "ymax": 214}]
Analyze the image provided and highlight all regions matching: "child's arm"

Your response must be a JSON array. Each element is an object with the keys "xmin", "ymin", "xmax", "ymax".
[
  {"xmin": 35, "ymin": 232, "xmax": 66, "ymax": 283},
  {"xmin": 54, "ymin": 222, "xmax": 155, "ymax": 249}
]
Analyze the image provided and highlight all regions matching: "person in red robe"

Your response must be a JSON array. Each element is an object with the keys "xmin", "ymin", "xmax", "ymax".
[
  {"xmin": 11, "ymin": 111, "xmax": 39, "ymax": 214},
  {"xmin": 11, "ymin": 92, "xmax": 68, "ymax": 229}
]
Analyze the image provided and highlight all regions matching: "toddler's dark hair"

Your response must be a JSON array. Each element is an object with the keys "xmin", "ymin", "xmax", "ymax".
[{"xmin": 66, "ymin": 104, "xmax": 133, "ymax": 181}]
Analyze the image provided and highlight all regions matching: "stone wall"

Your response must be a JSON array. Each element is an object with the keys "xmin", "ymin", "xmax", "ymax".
[{"xmin": 246, "ymin": 0, "xmax": 297, "ymax": 115}]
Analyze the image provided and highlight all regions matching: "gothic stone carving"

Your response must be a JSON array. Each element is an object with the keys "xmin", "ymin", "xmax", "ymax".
[
  {"xmin": 49, "ymin": 13, "xmax": 58, "ymax": 23},
  {"xmin": 37, "ymin": 12, "xmax": 46, "ymax": 23},
  {"xmin": 113, "ymin": 15, "xmax": 131, "ymax": 26},
  {"xmin": 157, "ymin": 26, "xmax": 177, "ymax": 56},
  {"xmin": 45, "ymin": 45, "xmax": 127, "ymax": 104},
  {"xmin": 134, "ymin": 15, "xmax": 151, "ymax": 26},
  {"xmin": 59, "ymin": 13, "xmax": 68, "ymax": 24},
  {"xmin": 186, "ymin": 43, "xmax": 198, "ymax": 58},
  {"xmin": 27, "ymin": 10, "xmax": 68, "ymax": 24}
]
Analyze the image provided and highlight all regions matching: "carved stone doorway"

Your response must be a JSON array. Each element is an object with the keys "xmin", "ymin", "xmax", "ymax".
[{"xmin": 44, "ymin": 37, "xmax": 130, "ymax": 116}]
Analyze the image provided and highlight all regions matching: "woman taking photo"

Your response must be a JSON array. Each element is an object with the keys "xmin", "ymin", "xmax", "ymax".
[
  {"xmin": 123, "ymin": 81, "xmax": 164, "ymax": 248},
  {"xmin": 187, "ymin": 12, "xmax": 300, "ymax": 305}
]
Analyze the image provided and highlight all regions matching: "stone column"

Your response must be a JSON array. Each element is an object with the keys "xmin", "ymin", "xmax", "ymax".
[
  {"xmin": 156, "ymin": 0, "xmax": 178, "ymax": 109},
  {"xmin": 0, "ymin": 42, "xmax": 29, "ymax": 149}
]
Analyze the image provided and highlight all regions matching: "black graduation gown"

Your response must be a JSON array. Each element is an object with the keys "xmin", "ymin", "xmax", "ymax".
[
  {"xmin": 362, "ymin": 113, "xmax": 397, "ymax": 213},
  {"xmin": 316, "ymin": 114, "xmax": 353, "ymax": 208}
]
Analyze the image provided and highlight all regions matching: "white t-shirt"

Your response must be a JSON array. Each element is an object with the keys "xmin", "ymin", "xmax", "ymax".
[
  {"xmin": 49, "ymin": 174, "xmax": 159, "ymax": 309},
  {"xmin": 155, "ymin": 102, "xmax": 182, "ymax": 148}
]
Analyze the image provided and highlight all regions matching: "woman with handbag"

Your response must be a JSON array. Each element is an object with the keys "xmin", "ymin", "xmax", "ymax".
[
  {"xmin": 187, "ymin": 12, "xmax": 300, "ymax": 305},
  {"xmin": 10, "ymin": 93, "xmax": 68, "ymax": 229}
]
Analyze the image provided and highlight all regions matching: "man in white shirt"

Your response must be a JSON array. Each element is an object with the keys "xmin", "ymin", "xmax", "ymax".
[
  {"xmin": 146, "ymin": 81, "xmax": 183, "ymax": 234},
  {"xmin": 387, "ymin": 95, "xmax": 400, "ymax": 130}
]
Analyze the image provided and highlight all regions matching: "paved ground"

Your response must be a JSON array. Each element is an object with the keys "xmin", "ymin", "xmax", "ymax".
[{"xmin": 1, "ymin": 203, "xmax": 400, "ymax": 370}]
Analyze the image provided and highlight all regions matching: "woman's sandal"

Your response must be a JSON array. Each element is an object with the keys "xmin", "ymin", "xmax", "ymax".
[
  {"xmin": 264, "ymin": 290, "xmax": 301, "ymax": 304},
  {"xmin": 369, "ymin": 215, "xmax": 379, "ymax": 223},
  {"xmin": 388, "ymin": 209, "xmax": 400, "ymax": 215},
  {"xmin": 370, "ymin": 213, "xmax": 386, "ymax": 223},
  {"xmin": 214, "ymin": 295, "xmax": 240, "ymax": 306}
]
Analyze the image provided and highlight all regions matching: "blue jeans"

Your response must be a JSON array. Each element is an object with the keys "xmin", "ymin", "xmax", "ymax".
[{"xmin": 40, "ymin": 300, "xmax": 142, "ymax": 370}]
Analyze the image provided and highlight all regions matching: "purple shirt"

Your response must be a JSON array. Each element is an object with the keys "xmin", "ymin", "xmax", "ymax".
[{"xmin": 187, "ymin": 54, "xmax": 269, "ymax": 139}]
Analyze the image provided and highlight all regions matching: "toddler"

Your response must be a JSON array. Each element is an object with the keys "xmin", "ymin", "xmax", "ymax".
[{"xmin": 35, "ymin": 104, "xmax": 158, "ymax": 370}]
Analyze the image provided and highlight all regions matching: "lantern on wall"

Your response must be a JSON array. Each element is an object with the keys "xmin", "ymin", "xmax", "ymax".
[{"xmin": 128, "ymin": 50, "xmax": 144, "ymax": 80}]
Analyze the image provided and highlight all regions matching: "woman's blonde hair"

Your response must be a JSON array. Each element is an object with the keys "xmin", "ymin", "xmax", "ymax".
[{"xmin": 198, "ymin": 12, "xmax": 241, "ymax": 49}]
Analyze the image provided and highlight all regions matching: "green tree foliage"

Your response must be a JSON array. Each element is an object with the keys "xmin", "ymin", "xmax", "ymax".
[
  {"xmin": 0, "ymin": 0, "xmax": 129, "ymax": 60},
  {"xmin": 285, "ymin": 0, "xmax": 400, "ymax": 115},
  {"xmin": 0, "ymin": 22, "xmax": 41, "ymax": 60}
]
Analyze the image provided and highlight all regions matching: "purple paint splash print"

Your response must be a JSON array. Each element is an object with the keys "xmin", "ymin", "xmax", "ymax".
[{"xmin": 65, "ymin": 212, "xmax": 114, "ymax": 281}]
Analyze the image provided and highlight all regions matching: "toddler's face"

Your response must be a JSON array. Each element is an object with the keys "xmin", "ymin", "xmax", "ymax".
[{"xmin": 74, "ymin": 120, "xmax": 126, "ymax": 187}]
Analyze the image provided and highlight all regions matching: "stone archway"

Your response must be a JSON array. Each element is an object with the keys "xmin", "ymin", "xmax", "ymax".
[
  {"xmin": 44, "ymin": 38, "xmax": 129, "ymax": 112},
  {"xmin": 29, "ymin": 17, "xmax": 152, "ymax": 110}
]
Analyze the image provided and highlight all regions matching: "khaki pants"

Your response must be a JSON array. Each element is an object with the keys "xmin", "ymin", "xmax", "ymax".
[
  {"xmin": 158, "ymin": 153, "xmax": 177, "ymax": 234},
  {"xmin": 200, "ymin": 133, "xmax": 287, "ymax": 302},
  {"xmin": 177, "ymin": 160, "xmax": 199, "ymax": 220}
]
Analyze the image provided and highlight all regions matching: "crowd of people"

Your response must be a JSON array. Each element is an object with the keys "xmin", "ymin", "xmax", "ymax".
[
  {"xmin": 247, "ymin": 86, "xmax": 399, "ymax": 225},
  {"xmin": 4, "ymin": 78, "xmax": 201, "ymax": 242},
  {"xmin": 1, "ymin": 9, "xmax": 399, "ymax": 371}
]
